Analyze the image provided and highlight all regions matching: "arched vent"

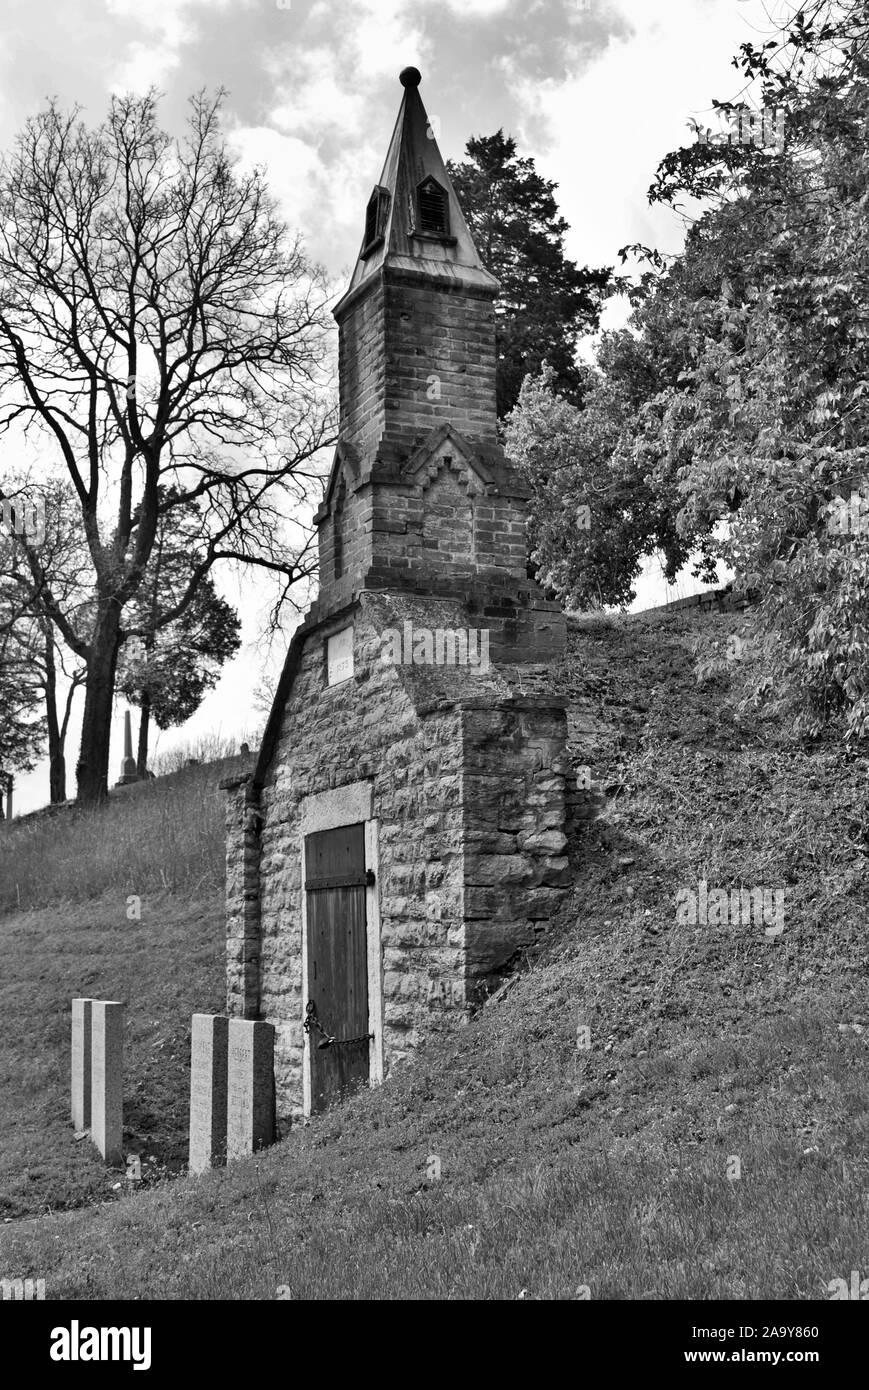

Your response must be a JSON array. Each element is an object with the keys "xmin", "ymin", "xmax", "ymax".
[
  {"xmin": 416, "ymin": 177, "xmax": 449, "ymax": 237},
  {"xmin": 362, "ymin": 186, "xmax": 390, "ymax": 258}
]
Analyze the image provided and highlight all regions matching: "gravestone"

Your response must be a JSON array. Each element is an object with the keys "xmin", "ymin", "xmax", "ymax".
[
  {"xmin": 71, "ymin": 997, "xmax": 93, "ymax": 1132},
  {"xmin": 189, "ymin": 1014, "xmax": 229, "ymax": 1174},
  {"xmin": 116, "ymin": 709, "xmax": 139, "ymax": 785},
  {"xmin": 227, "ymin": 1019, "xmax": 275, "ymax": 1161},
  {"xmin": 91, "ymin": 1000, "xmax": 124, "ymax": 1163}
]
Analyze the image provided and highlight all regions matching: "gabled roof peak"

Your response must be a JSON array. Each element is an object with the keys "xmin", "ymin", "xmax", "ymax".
[{"xmin": 334, "ymin": 68, "xmax": 499, "ymax": 317}]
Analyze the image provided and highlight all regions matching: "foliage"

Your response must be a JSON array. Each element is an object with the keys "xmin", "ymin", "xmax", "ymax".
[
  {"xmin": 644, "ymin": 3, "xmax": 869, "ymax": 735},
  {"xmin": 511, "ymin": 2, "xmax": 869, "ymax": 732},
  {"xmin": 0, "ymin": 635, "xmax": 44, "ymax": 784},
  {"xmin": 504, "ymin": 351, "xmax": 717, "ymax": 610},
  {"xmin": 447, "ymin": 132, "xmax": 610, "ymax": 415},
  {"xmin": 116, "ymin": 496, "xmax": 241, "ymax": 737}
]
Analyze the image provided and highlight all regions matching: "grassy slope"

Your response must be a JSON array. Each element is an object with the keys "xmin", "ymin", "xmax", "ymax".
[
  {"xmin": 0, "ymin": 891, "xmax": 225, "ymax": 1219},
  {"xmin": 1, "ymin": 608, "xmax": 867, "ymax": 1299},
  {"xmin": 0, "ymin": 757, "xmax": 232, "ymax": 1218}
]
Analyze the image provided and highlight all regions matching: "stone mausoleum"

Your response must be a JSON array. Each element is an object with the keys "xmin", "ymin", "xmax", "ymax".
[{"xmin": 222, "ymin": 67, "xmax": 574, "ymax": 1127}]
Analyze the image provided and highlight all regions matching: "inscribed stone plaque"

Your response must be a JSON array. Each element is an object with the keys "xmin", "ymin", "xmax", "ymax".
[
  {"xmin": 189, "ymin": 1013, "xmax": 229, "ymax": 1174},
  {"xmin": 91, "ymin": 1000, "xmax": 124, "ymax": 1164},
  {"xmin": 227, "ymin": 1019, "xmax": 275, "ymax": 1161},
  {"xmin": 326, "ymin": 625, "xmax": 354, "ymax": 685},
  {"xmin": 71, "ymin": 997, "xmax": 93, "ymax": 1131}
]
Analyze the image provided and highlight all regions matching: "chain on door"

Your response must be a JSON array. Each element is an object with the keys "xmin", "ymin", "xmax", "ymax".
[{"xmin": 304, "ymin": 823, "xmax": 372, "ymax": 1112}]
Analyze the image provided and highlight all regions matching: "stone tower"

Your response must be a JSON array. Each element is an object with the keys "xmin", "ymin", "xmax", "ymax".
[
  {"xmin": 309, "ymin": 66, "xmax": 556, "ymax": 659},
  {"xmin": 222, "ymin": 69, "xmax": 572, "ymax": 1127}
]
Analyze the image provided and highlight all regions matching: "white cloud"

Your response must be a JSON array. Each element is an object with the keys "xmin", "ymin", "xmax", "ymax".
[
  {"xmin": 353, "ymin": 0, "xmax": 427, "ymax": 79},
  {"xmin": 439, "ymin": 0, "xmax": 512, "ymax": 14},
  {"xmin": 111, "ymin": 40, "xmax": 185, "ymax": 93},
  {"xmin": 227, "ymin": 124, "xmax": 322, "ymax": 223},
  {"xmin": 267, "ymin": 54, "xmax": 365, "ymax": 141},
  {"xmin": 509, "ymin": 0, "xmax": 771, "ymax": 274},
  {"xmin": 106, "ymin": 0, "xmax": 248, "ymax": 94}
]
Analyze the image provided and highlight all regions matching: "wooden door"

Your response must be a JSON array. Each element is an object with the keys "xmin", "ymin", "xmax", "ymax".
[{"xmin": 305, "ymin": 823, "xmax": 370, "ymax": 1113}]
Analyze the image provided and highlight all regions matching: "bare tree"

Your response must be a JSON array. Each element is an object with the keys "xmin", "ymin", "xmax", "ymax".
[
  {"xmin": 0, "ymin": 554, "xmax": 45, "ymax": 790},
  {"xmin": 0, "ymin": 88, "xmax": 335, "ymax": 805},
  {"xmin": 1, "ymin": 479, "xmax": 90, "ymax": 802}
]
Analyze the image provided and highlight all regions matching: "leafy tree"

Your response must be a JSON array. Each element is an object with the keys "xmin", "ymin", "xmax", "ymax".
[
  {"xmin": 504, "ymin": 231, "xmax": 726, "ymax": 609},
  {"xmin": 118, "ymin": 575, "xmax": 241, "ymax": 776},
  {"xmin": 0, "ymin": 89, "xmax": 335, "ymax": 806},
  {"xmin": 115, "ymin": 492, "xmax": 241, "ymax": 773},
  {"xmin": 447, "ymin": 132, "xmax": 611, "ymax": 415},
  {"xmin": 504, "ymin": 357, "xmax": 716, "ymax": 610},
  {"xmin": 602, "ymin": 0, "xmax": 869, "ymax": 733}
]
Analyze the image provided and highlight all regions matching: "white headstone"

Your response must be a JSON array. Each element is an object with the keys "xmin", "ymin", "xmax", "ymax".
[
  {"xmin": 227, "ymin": 1019, "xmax": 275, "ymax": 1161},
  {"xmin": 189, "ymin": 1014, "xmax": 229, "ymax": 1174},
  {"xmin": 71, "ymin": 998, "xmax": 93, "ymax": 1131},
  {"xmin": 91, "ymin": 1001, "xmax": 124, "ymax": 1164}
]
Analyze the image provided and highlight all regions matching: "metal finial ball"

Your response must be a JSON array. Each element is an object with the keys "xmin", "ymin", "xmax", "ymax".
[{"xmin": 399, "ymin": 66, "xmax": 422, "ymax": 88}]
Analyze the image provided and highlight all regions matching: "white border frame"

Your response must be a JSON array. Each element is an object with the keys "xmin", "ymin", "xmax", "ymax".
[{"xmin": 299, "ymin": 783, "xmax": 383, "ymax": 1116}]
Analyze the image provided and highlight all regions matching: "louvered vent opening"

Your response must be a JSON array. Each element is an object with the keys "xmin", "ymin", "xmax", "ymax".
[
  {"xmin": 417, "ymin": 178, "xmax": 448, "ymax": 236},
  {"xmin": 362, "ymin": 187, "xmax": 389, "ymax": 257},
  {"xmin": 364, "ymin": 198, "xmax": 377, "ymax": 247}
]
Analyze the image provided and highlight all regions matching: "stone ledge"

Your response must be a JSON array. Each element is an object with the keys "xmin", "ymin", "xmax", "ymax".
[
  {"xmin": 460, "ymin": 694, "xmax": 569, "ymax": 712},
  {"xmin": 219, "ymin": 772, "xmax": 253, "ymax": 791}
]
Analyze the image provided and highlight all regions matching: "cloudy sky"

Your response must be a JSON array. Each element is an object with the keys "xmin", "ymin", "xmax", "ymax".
[{"xmin": 3, "ymin": 0, "xmax": 791, "ymax": 812}]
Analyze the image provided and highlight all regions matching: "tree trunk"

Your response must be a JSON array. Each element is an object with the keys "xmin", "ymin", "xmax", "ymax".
[
  {"xmin": 43, "ymin": 625, "xmax": 67, "ymax": 803},
  {"xmin": 50, "ymin": 749, "xmax": 67, "ymax": 805},
  {"xmin": 76, "ymin": 603, "xmax": 122, "ymax": 807},
  {"xmin": 136, "ymin": 691, "xmax": 151, "ymax": 779}
]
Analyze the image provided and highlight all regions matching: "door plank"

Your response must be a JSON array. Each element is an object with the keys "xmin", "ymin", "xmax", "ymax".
[{"xmin": 305, "ymin": 824, "xmax": 370, "ymax": 1112}]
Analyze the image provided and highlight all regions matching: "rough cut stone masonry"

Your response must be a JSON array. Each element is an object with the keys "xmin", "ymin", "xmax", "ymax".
[{"xmin": 221, "ymin": 68, "xmax": 584, "ymax": 1128}]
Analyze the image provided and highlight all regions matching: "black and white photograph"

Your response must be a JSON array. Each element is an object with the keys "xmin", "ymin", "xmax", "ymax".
[{"xmin": 0, "ymin": 0, "xmax": 866, "ymax": 1351}]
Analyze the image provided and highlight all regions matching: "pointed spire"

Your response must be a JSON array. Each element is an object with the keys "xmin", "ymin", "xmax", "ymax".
[{"xmin": 335, "ymin": 68, "xmax": 498, "ymax": 316}]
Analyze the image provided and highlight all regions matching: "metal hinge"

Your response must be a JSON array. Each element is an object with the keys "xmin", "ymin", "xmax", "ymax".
[{"xmin": 305, "ymin": 868, "xmax": 376, "ymax": 891}]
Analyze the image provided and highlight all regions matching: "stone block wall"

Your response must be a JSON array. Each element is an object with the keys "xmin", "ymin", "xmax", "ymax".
[
  {"xmin": 380, "ymin": 272, "xmax": 499, "ymax": 447},
  {"xmin": 315, "ymin": 447, "xmax": 534, "ymax": 616},
  {"xmin": 222, "ymin": 591, "xmax": 572, "ymax": 1127},
  {"xmin": 462, "ymin": 699, "xmax": 570, "ymax": 986},
  {"xmin": 249, "ymin": 597, "xmax": 469, "ymax": 1123},
  {"xmin": 318, "ymin": 476, "xmax": 376, "ymax": 595},
  {"xmin": 223, "ymin": 768, "xmax": 261, "ymax": 1019},
  {"xmin": 482, "ymin": 589, "xmax": 565, "ymax": 666},
  {"xmin": 336, "ymin": 272, "xmax": 499, "ymax": 455},
  {"xmin": 358, "ymin": 476, "xmax": 530, "ymax": 589},
  {"xmin": 337, "ymin": 280, "xmax": 387, "ymax": 457}
]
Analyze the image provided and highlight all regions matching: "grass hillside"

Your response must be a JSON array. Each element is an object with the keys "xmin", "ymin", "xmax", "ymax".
[
  {"xmin": 0, "ymin": 739, "xmax": 245, "ymax": 914},
  {"xmin": 1, "ymin": 606, "xmax": 867, "ymax": 1298},
  {"xmin": 0, "ymin": 755, "xmax": 236, "ymax": 1218}
]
